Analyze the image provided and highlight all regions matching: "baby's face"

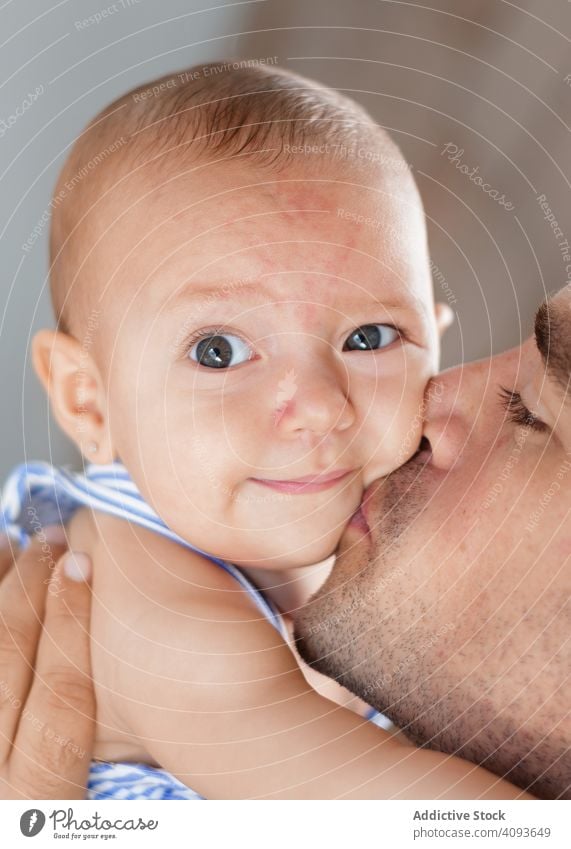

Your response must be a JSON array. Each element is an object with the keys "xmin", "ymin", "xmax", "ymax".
[{"xmin": 90, "ymin": 159, "xmax": 440, "ymax": 568}]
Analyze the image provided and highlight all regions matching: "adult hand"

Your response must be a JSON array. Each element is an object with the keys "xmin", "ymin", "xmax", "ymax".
[{"xmin": 0, "ymin": 532, "xmax": 95, "ymax": 798}]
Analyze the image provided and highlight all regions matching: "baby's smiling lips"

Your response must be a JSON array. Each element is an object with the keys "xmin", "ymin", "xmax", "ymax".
[{"xmin": 250, "ymin": 469, "xmax": 354, "ymax": 494}]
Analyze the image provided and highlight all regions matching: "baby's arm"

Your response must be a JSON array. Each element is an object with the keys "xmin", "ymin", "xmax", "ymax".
[{"xmin": 95, "ymin": 521, "xmax": 530, "ymax": 800}]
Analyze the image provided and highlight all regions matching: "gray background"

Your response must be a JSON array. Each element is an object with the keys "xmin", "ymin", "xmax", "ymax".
[{"xmin": 1, "ymin": 0, "xmax": 569, "ymax": 478}]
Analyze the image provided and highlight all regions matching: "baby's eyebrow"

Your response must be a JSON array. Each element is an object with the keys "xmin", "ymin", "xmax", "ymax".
[
  {"xmin": 534, "ymin": 298, "xmax": 571, "ymax": 402},
  {"xmin": 166, "ymin": 278, "xmax": 413, "ymax": 314},
  {"xmin": 167, "ymin": 279, "xmax": 271, "ymax": 310}
]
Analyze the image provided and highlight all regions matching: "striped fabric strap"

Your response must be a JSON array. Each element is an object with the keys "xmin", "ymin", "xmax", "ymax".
[
  {"xmin": 87, "ymin": 761, "xmax": 203, "ymax": 800},
  {"xmin": 0, "ymin": 460, "xmax": 285, "ymax": 637}
]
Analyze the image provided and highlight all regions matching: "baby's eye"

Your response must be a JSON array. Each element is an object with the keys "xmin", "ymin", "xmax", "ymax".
[
  {"xmin": 188, "ymin": 333, "xmax": 252, "ymax": 369},
  {"xmin": 343, "ymin": 324, "xmax": 400, "ymax": 352}
]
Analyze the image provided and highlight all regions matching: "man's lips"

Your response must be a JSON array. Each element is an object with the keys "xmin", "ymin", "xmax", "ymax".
[
  {"xmin": 250, "ymin": 469, "xmax": 354, "ymax": 494},
  {"xmin": 347, "ymin": 504, "xmax": 370, "ymax": 534},
  {"xmin": 348, "ymin": 478, "xmax": 383, "ymax": 535},
  {"xmin": 351, "ymin": 439, "xmax": 433, "ymax": 531},
  {"xmin": 360, "ymin": 480, "xmax": 381, "ymax": 524}
]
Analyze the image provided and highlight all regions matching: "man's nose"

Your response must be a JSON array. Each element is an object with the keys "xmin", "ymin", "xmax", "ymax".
[
  {"xmin": 422, "ymin": 357, "xmax": 499, "ymax": 469},
  {"xmin": 272, "ymin": 352, "xmax": 356, "ymax": 441}
]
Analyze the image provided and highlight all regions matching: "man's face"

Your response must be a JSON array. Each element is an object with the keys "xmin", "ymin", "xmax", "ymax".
[
  {"xmin": 294, "ymin": 286, "xmax": 571, "ymax": 798},
  {"xmin": 89, "ymin": 158, "xmax": 440, "ymax": 569}
]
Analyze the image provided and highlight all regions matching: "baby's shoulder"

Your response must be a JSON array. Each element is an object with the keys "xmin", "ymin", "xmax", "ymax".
[
  {"xmin": 73, "ymin": 511, "xmax": 291, "ymax": 717},
  {"xmin": 68, "ymin": 507, "xmax": 233, "ymax": 595},
  {"xmin": 67, "ymin": 507, "xmax": 281, "ymax": 650}
]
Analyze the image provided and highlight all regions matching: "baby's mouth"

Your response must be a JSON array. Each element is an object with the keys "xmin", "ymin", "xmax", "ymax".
[
  {"xmin": 414, "ymin": 436, "xmax": 433, "ymax": 464},
  {"xmin": 249, "ymin": 469, "xmax": 354, "ymax": 495},
  {"xmin": 347, "ymin": 503, "xmax": 370, "ymax": 534}
]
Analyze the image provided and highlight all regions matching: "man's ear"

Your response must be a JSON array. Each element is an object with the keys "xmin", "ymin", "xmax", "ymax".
[
  {"xmin": 434, "ymin": 303, "xmax": 455, "ymax": 337},
  {"xmin": 32, "ymin": 329, "xmax": 115, "ymax": 463}
]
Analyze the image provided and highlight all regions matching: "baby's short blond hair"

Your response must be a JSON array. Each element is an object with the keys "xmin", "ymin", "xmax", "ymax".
[{"xmin": 49, "ymin": 60, "xmax": 403, "ymax": 337}]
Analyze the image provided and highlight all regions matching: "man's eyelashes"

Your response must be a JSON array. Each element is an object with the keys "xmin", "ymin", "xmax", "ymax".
[{"xmin": 498, "ymin": 386, "xmax": 549, "ymax": 433}]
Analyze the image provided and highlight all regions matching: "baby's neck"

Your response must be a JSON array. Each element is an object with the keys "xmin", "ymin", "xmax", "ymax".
[{"xmin": 240, "ymin": 556, "xmax": 335, "ymax": 616}]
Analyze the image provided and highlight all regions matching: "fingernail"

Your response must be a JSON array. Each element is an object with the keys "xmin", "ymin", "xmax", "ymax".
[
  {"xmin": 63, "ymin": 552, "xmax": 91, "ymax": 582},
  {"xmin": 42, "ymin": 525, "xmax": 68, "ymax": 545}
]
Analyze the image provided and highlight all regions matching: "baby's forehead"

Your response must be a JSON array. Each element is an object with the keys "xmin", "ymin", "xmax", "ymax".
[
  {"xmin": 91, "ymin": 156, "xmax": 430, "ymax": 317},
  {"xmin": 101, "ymin": 145, "xmax": 418, "ymax": 221}
]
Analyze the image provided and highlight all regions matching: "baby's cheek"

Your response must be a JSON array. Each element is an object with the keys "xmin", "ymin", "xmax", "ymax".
[{"xmin": 360, "ymin": 373, "xmax": 427, "ymax": 487}]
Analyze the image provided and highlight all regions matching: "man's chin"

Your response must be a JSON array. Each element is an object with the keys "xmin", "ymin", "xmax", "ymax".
[
  {"xmin": 292, "ymin": 607, "xmax": 337, "ymax": 678},
  {"xmin": 362, "ymin": 454, "xmax": 434, "ymax": 547}
]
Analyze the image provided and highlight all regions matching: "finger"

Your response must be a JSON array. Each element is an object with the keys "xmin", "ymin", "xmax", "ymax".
[
  {"xmin": 0, "ymin": 534, "xmax": 18, "ymax": 583},
  {"xmin": 0, "ymin": 538, "xmax": 67, "ymax": 763},
  {"xmin": 0, "ymin": 524, "xmax": 66, "ymax": 585},
  {"xmin": 11, "ymin": 552, "xmax": 94, "ymax": 799}
]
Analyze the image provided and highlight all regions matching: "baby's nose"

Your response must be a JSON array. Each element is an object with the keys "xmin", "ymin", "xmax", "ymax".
[{"xmin": 272, "ymin": 359, "xmax": 355, "ymax": 440}]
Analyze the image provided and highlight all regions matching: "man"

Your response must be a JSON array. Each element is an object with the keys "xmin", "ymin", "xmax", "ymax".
[
  {"xmin": 1, "ymin": 286, "xmax": 569, "ymax": 798},
  {"xmin": 294, "ymin": 284, "xmax": 571, "ymax": 800}
]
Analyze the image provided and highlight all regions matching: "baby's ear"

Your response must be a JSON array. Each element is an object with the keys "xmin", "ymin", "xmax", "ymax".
[
  {"xmin": 31, "ymin": 329, "xmax": 115, "ymax": 463},
  {"xmin": 434, "ymin": 303, "xmax": 455, "ymax": 337}
]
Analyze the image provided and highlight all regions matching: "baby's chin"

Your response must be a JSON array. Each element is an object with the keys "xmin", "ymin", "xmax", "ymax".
[
  {"xmin": 161, "ymin": 491, "xmax": 360, "ymax": 570},
  {"xmin": 228, "ymin": 525, "xmax": 345, "ymax": 571}
]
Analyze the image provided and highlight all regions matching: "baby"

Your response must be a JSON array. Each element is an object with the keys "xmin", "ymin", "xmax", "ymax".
[{"xmin": 3, "ymin": 62, "xmax": 519, "ymax": 799}]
